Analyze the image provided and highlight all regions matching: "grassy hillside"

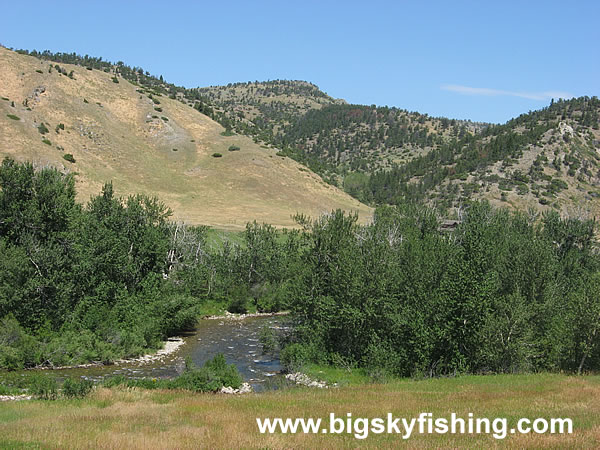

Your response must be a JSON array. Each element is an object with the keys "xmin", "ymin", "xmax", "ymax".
[
  {"xmin": 0, "ymin": 47, "xmax": 371, "ymax": 229},
  {"xmin": 197, "ymin": 79, "xmax": 600, "ymax": 219},
  {"xmin": 1, "ymin": 374, "xmax": 598, "ymax": 448}
]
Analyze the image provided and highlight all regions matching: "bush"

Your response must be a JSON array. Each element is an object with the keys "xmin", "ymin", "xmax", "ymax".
[
  {"xmin": 42, "ymin": 139, "xmax": 52, "ymax": 146},
  {"xmin": 102, "ymin": 354, "xmax": 242, "ymax": 392},
  {"xmin": 29, "ymin": 375, "xmax": 58, "ymax": 400},
  {"xmin": 220, "ymin": 129, "xmax": 234, "ymax": 137},
  {"xmin": 228, "ymin": 145, "xmax": 240, "ymax": 152},
  {"xmin": 227, "ymin": 296, "xmax": 248, "ymax": 314},
  {"xmin": 0, "ymin": 316, "xmax": 41, "ymax": 370},
  {"xmin": 63, "ymin": 154, "xmax": 76, "ymax": 163},
  {"xmin": 259, "ymin": 325, "xmax": 279, "ymax": 354},
  {"xmin": 161, "ymin": 116, "xmax": 169, "ymax": 122},
  {"xmin": 6, "ymin": 114, "xmax": 20, "ymax": 120},
  {"xmin": 280, "ymin": 343, "xmax": 314, "ymax": 372},
  {"xmin": 62, "ymin": 377, "xmax": 94, "ymax": 398},
  {"xmin": 212, "ymin": 153, "xmax": 223, "ymax": 158}
]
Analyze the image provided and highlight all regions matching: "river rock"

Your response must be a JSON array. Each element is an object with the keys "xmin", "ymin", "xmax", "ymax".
[
  {"xmin": 0, "ymin": 395, "xmax": 33, "ymax": 402},
  {"xmin": 285, "ymin": 372, "xmax": 328, "ymax": 388},
  {"xmin": 220, "ymin": 382, "xmax": 252, "ymax": 394}
]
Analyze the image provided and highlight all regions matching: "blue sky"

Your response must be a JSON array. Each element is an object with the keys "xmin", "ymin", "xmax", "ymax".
[{"xmin": 1, "ymin": 0, "xmax": 598, "ymax": 123}]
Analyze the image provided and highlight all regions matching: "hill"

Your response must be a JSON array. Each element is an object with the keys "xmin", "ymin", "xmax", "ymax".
[
  {"xmin": 0, "ymin": 47, "xmax": 372, "ymax": 229},
  {"xmin": 203, "ymin": 80, "xmax": 600, "ymax": 218}
]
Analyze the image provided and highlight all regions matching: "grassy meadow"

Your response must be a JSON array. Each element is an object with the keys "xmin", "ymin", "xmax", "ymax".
[{"xmin": 1, "ymin": 373, "xmax": 599, "ymax": 448}]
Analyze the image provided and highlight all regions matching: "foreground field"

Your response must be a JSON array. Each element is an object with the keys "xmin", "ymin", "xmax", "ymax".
[{"xmin": 1, "ymin": 374, "xmax": 599, "ymax": 448}]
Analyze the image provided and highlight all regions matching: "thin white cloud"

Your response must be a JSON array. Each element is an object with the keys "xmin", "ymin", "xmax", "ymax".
[{"xmin": 441, "ymin": 84, "xmax": 573, "ymax": 101}]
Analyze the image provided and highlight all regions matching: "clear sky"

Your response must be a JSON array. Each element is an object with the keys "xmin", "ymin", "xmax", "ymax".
[{"xmin": 1, "ymin": 0, "xmax": 598, "ymax": 123}]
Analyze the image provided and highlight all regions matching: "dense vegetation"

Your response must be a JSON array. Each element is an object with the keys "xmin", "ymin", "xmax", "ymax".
[
  {"xmin": 0, "ymin": 158, "xmax": 299, "ymax": 370},
  {"xmin": 282, "ymin": 204, "xmax": 600, "ymax": 376},
  {"xmin": 2, "ymin": 158, "xmax": 598, "ymax": 377}
]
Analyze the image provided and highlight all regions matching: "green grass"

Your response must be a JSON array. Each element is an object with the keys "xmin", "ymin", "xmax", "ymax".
[
  {"xmin": 304, "ymin": 364, "xmax": 372, "ymax": 386},
  {"xmin": 0, "ymin": 374, "xmax": 597, "ymax": 447},
  {"xmin": 205, "ymin": 228, "xmax": 245, "ymax": 249}
]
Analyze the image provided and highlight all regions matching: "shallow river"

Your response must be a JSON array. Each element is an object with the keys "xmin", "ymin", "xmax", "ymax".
[{"xmin": 3, "ymin": 315, "xmax": 288, "ymax": 391}]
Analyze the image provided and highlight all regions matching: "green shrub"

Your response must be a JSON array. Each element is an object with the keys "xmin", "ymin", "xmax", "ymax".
[
  {"xmin": 38, "ymin": 123, "xmax": 49, "ymax": 134},
  {"xmin": 83, "ymin": 98, "xmax": 89, "ymax": 103},
  {"xmin": 63, "ymin": 154, "xmax": 75, "ymax": 163},
  {"xmin": 259, "ymin": 325, "xmax": 279, "ymax": 354},
  {"xmin": 112, "ymin": 76, "xmax": 119, "ymax": 84},
  {"xmin": 212, "ymin": 153, "xmax": 223, "ymax": 158},
  {"xmin": 0, "ymin": 316, "xmax": 41, "ymax": 370},
  {"xmin": 227, "ymin": 296, "xmax": 247, "ymax": 313},
  {"xmin": 228, "ymin": 145, "xmax": 240, "ymax": 152},
  {"xmin": 62, "ymin": 377, "xmax": 94, "ymax": 398},
  {"xmin": 6, "ymin": 114, "xmax": 20, "ymax": 120},
  {"xmin": 29, "ymin": 375, "xmax": 58, "ymax": 400},
  {"xmin": 102, "ymin": 354, "xmax": 242, "ymax": 392},
  {"xmin": 0, "ymin": 345, "xmax": 22, "ymax": 371},
  {"xmin": 280, "ymin": 343, "xmax": 313, "ymax": 372},
  {"xmin": 154, "ymin": 107, "xmax": 162, "ymax": 112},
  {"xmin": 42, "ymin": 139, "xmax": 52, "ymax": 146},
  {"xmin": 36, "ymin": 69, "xmax": 43, "ymax": 74},
  {"xmin": 173, "ymin": 354, "xmax": 242, "ymax": 391},
  {"xmin": 220, "ymin": 129, "xmax": 234, "ymax": 137},
  {"xmin": 161, "ymin": 116, "xmax": 169, "ymax": 122}
]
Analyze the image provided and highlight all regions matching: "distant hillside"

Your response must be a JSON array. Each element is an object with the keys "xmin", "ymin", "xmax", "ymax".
[
  {"xmin": 195, "ymin": 80, "xmax": 345, "ymax": 138},
  {"xmin": 4, "ymin": 46, "xmax": 599, "ymax": 220},
  {"xmin": 0, "ymin": 47, "xmax": 372, "ymax": 229},
  {"xmin": 361, "ymin": 97, "xmax": 600, "ymax": 216},
  {"xmin": 199, "ymin": 79, "xmax": 599, "ymax": 218}
]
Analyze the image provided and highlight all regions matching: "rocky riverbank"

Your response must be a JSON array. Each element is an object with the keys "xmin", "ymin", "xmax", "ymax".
[{"xmin": 205, "ymin": 311, "xmax": 290, "ymax": 321}]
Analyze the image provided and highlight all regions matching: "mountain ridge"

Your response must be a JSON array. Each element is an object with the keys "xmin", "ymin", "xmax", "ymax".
[
  {"xmin": 3, "ymin": 46, "xmax": 600, "ymax": 221},
  {"xmin": 0, "ymin": 46, "xmax": 371, "ymax": 229}
]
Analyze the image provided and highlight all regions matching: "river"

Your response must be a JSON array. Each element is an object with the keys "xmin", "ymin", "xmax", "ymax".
[{"xmin": 1, "ymin": 315, "xmax": 288, "ymax": 392}]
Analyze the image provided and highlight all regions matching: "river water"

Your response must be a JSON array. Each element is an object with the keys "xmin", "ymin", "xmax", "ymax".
[{"xmin": 2, "ymin": 315, "xmax": 288, "ymax": 391}]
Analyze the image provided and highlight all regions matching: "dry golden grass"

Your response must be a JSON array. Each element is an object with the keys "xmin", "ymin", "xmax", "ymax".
[
  {"xmin": 0, "ymin": 47, "xmax": 372, "ymax": 230},
  {"xmin": 1, "ymin": 374, "xmax": 599, "ymax": 448}
]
